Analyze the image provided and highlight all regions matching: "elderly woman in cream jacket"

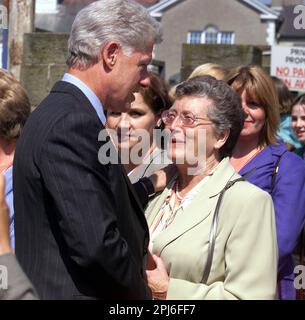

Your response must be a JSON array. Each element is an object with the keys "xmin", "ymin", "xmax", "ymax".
[{"xmin": 145, "ymin": 76, "xmax": 278, "ymax": 300}]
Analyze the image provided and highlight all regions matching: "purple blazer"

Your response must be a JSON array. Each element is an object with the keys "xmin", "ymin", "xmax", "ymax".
[{"xmin": 239, "ymin": 142, "xmax": 305, "ymax": 300}]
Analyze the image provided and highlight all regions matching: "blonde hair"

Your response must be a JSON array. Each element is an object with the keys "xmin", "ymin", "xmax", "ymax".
[
  {"xmin": 0, "ymin": 69, "xmax": 31, "ymax": 141},
  {"xmin": 227, "ymin": 65, "xmax": 280, "ymax": 147},
  {"xmin": 169, "ymin": 63, "xmax": 227, "ymax": 102},
  {"xmin": 188, "ymin": 63, "xmax": 227, "ymax": 80}
]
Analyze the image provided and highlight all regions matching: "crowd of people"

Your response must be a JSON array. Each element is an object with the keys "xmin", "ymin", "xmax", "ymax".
[{"xmin": 0, "ymin": 0, "xmax": 305, "ymax": 300}]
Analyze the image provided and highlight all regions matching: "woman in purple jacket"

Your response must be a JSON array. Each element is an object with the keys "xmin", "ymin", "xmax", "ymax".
[{"xmin": 227, "ymin": 65, "xmax": 305, "ymax": 300}]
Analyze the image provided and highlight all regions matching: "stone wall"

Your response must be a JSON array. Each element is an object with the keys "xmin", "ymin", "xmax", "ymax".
[
  {"xmin": 153, "ymin": 0, "xmax": 271, "ymax": 82},
  {"xmin": 181, "ymin": 44, "xmax": 264, "ymax": 80},
  {"xmin": 20, "ymin": 32, "xmax": 69, "ymax": 107},
  {"xmin": 20, "ymin": 34, "xmax": 272, "ymax": 105},
  {"xmin": 20, "ymin": 32, "xmax": 165, "ymax": 107}
]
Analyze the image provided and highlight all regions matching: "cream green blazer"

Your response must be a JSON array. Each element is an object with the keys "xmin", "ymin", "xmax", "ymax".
[{"xmin": 145, "ymin": 158, "xmax": 278, "ymax": 300}]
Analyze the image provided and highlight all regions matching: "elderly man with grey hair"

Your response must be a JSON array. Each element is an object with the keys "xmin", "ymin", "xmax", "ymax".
[{"xmin": 13, "ymin": 0, "xmax": 162, "ymax": 300}]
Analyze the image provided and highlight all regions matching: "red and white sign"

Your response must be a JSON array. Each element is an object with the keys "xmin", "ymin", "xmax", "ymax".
[{"xmin": 271, "ymin": 46, "xmax": 305, "ymax": 92}]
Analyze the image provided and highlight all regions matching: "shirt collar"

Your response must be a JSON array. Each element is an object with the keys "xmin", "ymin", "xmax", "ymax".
[{"xmin": 62, "ymin": 73, "xmax": 106, "ymax": 125}]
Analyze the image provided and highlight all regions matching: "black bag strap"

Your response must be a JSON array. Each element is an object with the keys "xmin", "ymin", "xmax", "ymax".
[
  {"xmin": 201, "ymin": 176, "xmax": 245, "ymax": 283},
  {"xmin": 241, "ymin": 167, "xmax": 257, "ymax": 179},
  {"xmin": 271, "ymin": 152, "xmax": 286, "ymax": 299}
]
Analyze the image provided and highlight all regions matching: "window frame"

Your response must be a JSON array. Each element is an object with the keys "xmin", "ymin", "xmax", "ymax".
[{"xmin": 187, "ymin": 26, "xmax": 235, "ymax": 45}]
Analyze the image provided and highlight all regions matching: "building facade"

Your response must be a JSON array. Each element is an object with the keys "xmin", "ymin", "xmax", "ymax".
[{"xmin": 148, "ymin": 0, "xmax": 303, "ymax": 82}]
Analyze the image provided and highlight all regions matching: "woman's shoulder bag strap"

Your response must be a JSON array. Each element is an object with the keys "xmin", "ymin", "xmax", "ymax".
[{"xmin": 201, "ymin": 176, "xmax": 245, "ymax": 284}]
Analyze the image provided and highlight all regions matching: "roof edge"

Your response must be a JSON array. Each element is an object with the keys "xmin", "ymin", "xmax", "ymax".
[{"xmin": 148, "ymin": 0, "xmax": 280, "ymax": 19}]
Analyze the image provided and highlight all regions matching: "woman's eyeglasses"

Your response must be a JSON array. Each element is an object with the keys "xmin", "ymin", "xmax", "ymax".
[{"xmin": 161, "ymin": 110, "xmax": 212, "ymax": 128}]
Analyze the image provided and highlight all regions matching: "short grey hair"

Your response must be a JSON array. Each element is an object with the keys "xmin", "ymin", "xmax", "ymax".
[
  {"xmin": 175, "ymin": 76, "xmax": 246, "ymax": 158},
  {"xmin": 67, "ymin": 0, "xmax": 163, "ymax": 70}
]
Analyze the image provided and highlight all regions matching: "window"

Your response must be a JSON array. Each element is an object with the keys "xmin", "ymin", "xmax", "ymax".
[
  {"xmin": 188, "ymin": 31, "xmax": 202, "ymax": 44},
  {"xmin": 203, "ymin": 26, "xmax": 218, "ymax": 44},
  {"xmin": 36, "ymin": 0, "xmax": 58, "ymax": 14},
  {"xmin": 187, "ymin": 26, "xmax": 235, "ymax": 45},
  {"xmin": 220, "ymin": 32, "xmax": 234, "ymax": 45}
]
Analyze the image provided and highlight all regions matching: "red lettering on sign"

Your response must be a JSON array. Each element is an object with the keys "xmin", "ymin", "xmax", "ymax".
[
  {"xmin": 276, "ymin": 67, "xmax": 290, "ymax": 77},
  {"xmin": 283, "ymin": 78, "xmax": 292, "ymax": 88},
  {"xmin": 295, "ymin": 79, "xmax": 305, "ymax": 90},
  {"xmin": 293, "ymin": 68, "xmax": 305, "ymax": 78}
]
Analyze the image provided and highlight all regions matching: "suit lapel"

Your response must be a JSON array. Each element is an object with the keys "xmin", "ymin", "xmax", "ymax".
[
  {"xmin": 104, "ymin": 126, "xmax": 149, "ymax": 228},
  {"xmin": 149, "ymin": 158, "xmax": 237, "ymax": 253},
  {"xmin": 121, "ymin": 163, "xmax": 150, "ymax": 227},
  {"xmin": 52, "ymin": 81, "xmax": 148, "ymax": 229}
]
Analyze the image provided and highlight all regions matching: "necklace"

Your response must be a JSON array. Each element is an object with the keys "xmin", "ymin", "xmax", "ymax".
[
  {"xmin": 174, "ymin": 162, "xmax": 220, "ymax": 202},
  {"xmin": 233, "ymin": 147, "xmax": 263, "ymax": 172},
  {"xmin": 243, "ymin": 148, "xmax": 262, "ymax": 166}
]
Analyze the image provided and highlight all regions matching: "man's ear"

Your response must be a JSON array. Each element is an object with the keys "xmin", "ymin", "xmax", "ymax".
[
  {"xmin": 214, "ymin": 129, "xmax": 230, "ymax": 150},
  {"xmin": 101, "ymin": 41, "xmax": 121, "ymax": 70}
]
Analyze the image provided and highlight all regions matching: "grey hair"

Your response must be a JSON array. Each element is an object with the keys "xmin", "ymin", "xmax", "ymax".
[
  {"xmin": 67, "ymin": 0, "xmax": 163, "ymax": 70},
  {"xmin": 175, "ymin": 76, "xmax": 246, "ymax": 158}
]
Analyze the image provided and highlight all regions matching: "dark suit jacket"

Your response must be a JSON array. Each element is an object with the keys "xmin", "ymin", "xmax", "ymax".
[{"xmin": 13, "ymin": 81, "xmax": 151, "ymax": 300}]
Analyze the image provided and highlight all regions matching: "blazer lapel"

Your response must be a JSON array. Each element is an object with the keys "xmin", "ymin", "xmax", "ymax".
[
  {"xmin": 154, "ymin": 186, "xmax": 216, "ymax": 254},
  {"xmin": 149, "ymin": 158, "xmax": 237, "ymax": 253}
]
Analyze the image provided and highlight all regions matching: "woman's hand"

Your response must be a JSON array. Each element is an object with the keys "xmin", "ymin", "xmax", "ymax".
[
  {"xmin": 0, "ymin": 175, "xmax": 11, "ymax": 255},
  {"xmin": 146, "ymin": 254, "xmax": 169, "ymax": 300}
]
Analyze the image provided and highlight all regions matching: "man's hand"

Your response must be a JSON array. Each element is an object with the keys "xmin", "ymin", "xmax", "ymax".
[
  {"xmin": 146, "ymin": 254, "xmax": 169, "ymax": 300},
  {"xmin": 147, "ymin": 250, "xmax": 156, "ymax": 270},
  {"xmin": 0, "ymin": 175, "xmax": 11, "ymax": 255},
  {"xmin": 148, "ymin": 164, "xmax": 176, "ymax": 193}
]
